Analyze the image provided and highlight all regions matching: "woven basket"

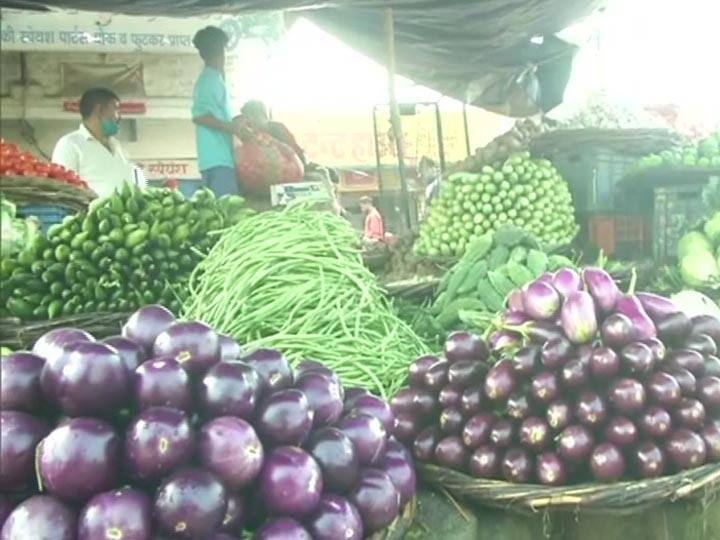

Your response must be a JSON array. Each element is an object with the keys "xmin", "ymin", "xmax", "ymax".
[
  {"xmin": 418, "ymin": 463, "xmax": 720, "ymax": 515},
  {"xmin": 0, "ymin": 312, "xmax": 129, "ymax": 349},
  {"xmin": 0, "ymin": 176, "xmax": 95, "ymax": 212}
]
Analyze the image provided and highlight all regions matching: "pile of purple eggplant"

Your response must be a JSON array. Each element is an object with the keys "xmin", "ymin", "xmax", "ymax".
[
  {"xmin": 390, "ymin": 267, "xmax": 720, "ymax": 485},
  {"xmin": 0, "ymin": 305, "xmax": 415, "ymax": 539}
]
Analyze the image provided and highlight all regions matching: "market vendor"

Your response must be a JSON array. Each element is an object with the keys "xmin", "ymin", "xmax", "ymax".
[
  {"xmin": 51, "ymin": 87, "xmax": 134, "ymax": 198},
  {"xmin": 418, "ymin": 156, "xmax": 441, "ymax": 218},
  {"xmin": 236, "ymin": 100, "xmax": 307, "ymax": 166},
  {"xmin": 191, "ymin": 26, "xmax": 245, "ymax": 196},
  {"xmin": 360, "ymin": 196, "xmax": 385, "ymax": 242}
]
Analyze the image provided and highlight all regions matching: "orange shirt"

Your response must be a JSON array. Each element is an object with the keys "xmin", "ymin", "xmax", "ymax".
[{"xmin": 364, "ymin": 207, "xmax": 385, "ymax": 240}]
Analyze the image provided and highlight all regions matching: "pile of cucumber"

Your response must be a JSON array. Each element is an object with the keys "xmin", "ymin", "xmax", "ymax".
[
  {"xmin": 430, "ymin": 225, "xmax": 574, "ymax": 330},
  {"xmin": 1, "ymin": 184, "xmax": 250, "ymax": 320}
]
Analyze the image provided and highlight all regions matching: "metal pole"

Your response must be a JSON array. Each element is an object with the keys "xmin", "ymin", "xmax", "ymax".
[
  {"xmin": 383, "ymin": 7, "xmax": 412, "ymax": 232},
  {"xmin": 371, "ymin": 105, "xmax": 385, "ymax": 194},
  {"xmin": 462, "ymin": 103, "xmax": 472, "ymax": 157},
  {"xmin": 433, "ymin": 102, "xmax": 446, "ymax": 172}
]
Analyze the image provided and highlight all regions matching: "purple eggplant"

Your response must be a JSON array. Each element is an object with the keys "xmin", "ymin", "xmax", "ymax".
[
  {"xmin": 636, "ymin": 292, "xmax": 679, "ymax": 322},
  {"xmin": 503, "ymin": 311, "xmax": 531, "ymax": 326},
  {"xmin": 443, "ymin": 331, "xmax": 489, "ymax": 363},
  {"xmin": 488, "ymin": 331, "xmax": 520, "ymax": 351},
  {"xmin": 575, "ymin": 391, "xmax": 607, "ymax": 427},
  {"xmin": 530, "ymin": 370, "xmax": 559, "ymax": 404},
  {"xmin": 552, "ymin": 268, "xmax": 582, "ymax": 299},
  {"xmin": 412, "ymin": 427, "xmax": 439, "ymax": 462},
  {"xmin": 526, "ymin": 321, "xmax": 564, "ymax": 344},
  {"xmin": 438, "ymin": 407, "xmax": 464, "ymax": 435},
  {"xmin": 541, "ymin": 337, "xmax": 573, "ymax": 369},
  {"xmin": 560, "ymin": 359, "xmax": 589, "ymax": 389},
  {"xmin": 644, "ymin": 338, "xmax": 667, "ymax": 363},
  {"xmin": 506, "ymin": 393, "xmax": 531, "ymax": 420},
  {"xmin": 513, "ymin": 346, "xmax": 540, "ymax": 378},
  {"xmin": 434, "ymin": 436, "xmax": 468, "ymax": 470},
  {"xmin": 667, "ymin": 349, "xmax": 706, "ymax": 375},
  {"xmin": 459, "ymin": 387, "xmax": 483, "ymax": 415},
  {"xmin": 615, "ymin": 295, "xmax": 657, "ymax": 341},
  {"xmin": 408, "ymin": 355, "xmax": 440, "ymax": 388},
  {"xmin": 560, "ymin": 291, "xmax": 598, "ymax": 345},
  {"xmin": 620, "ymin": 342, "xmax": 654, "ymax": 377},
  {"xmin": 523, "ymin": 281, "xmax": 561, "ymax": 320},
  {"xmin": 601, "ymin": 313, "xmax": 636, "ymax": 349},
  {"xmin": 590, "ymin": 443, "xmax": 625, "ymax": 483},
  {"xmin": 489, "ymin": 419, "xmax": 515, "ymax": 448},
  {"xmin": 484, "ymin": 360, "xmax": 516, "ymax": 401},
  {"xmin": 706, "ymin": 356, "xmax": 720, "ymax": 377},
  {"xmin": 519, "ymin": 417, "xmax": 551, "ymax": 452},
  {"xmin": 501, "ymin": 447, "xmax": 533, "ymax": 483},
  {"xmin": 507, "ymin": 289, "xmax": 524, "ymax": 312},
  {"xmin": 589, "ymin": 346, "xmax": 620, "ymax": 380},
  {"xmin": 546, "ymin": 400, "xmax": 572, "ymax": 431},
  {"xmin": 582, "ymin": 267, "xmax": 620, "ymax": 313},
  {"xmin": 438, "ymin": 386, "xmax": 461, "ymax": 409},
  {"xmin": 690, "ymin": 315, "xmax": 720, "ymax": 347},
  {"xmin": 536, "ymin": 452, "xmax": 567, "ymax": 486},
  {"xmin": 684, "ymin": 333, "xmax": 718, "ymax": 357},
  {"xmin": 462, "ymin": 413, "xmax": 494, "ymax": 449},
  {"xmin": 655, "ymin": 312, "xmax": 692, "ymax": 346}
]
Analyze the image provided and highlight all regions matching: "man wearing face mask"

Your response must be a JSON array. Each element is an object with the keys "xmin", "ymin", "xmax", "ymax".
[{"xmin": 52, "ymin": 87, "xmax": 135, "ymax": 198}]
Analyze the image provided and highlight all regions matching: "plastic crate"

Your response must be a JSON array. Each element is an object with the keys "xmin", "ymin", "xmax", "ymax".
[
  {"xmin": 587, "ymin": 213, "xmax": 649, "ymax": 259},
  {"xmin": 550, "ymin": 149, "xmax": 638, "ymax": 212},
  {"xmin": 652, "ymin": 184, "xmax": 706, "ymax": 261},
  {"xmin": 16, "ymin": 204, "xmax": 72, "ymax": 234}
]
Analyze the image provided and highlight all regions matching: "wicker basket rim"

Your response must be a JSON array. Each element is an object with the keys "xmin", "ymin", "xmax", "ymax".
[{"xmin": 418, "ymin": 462, "xmax": 720, "ymax": 510}]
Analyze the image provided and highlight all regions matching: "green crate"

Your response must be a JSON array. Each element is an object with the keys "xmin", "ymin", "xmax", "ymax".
[
  {"xmin": 652, "ymin": 184, "xmax": 706, "ymax": 261},
  {"xmin": 550, "ymin": 149, "xmax": 639, "ymax": 212}
]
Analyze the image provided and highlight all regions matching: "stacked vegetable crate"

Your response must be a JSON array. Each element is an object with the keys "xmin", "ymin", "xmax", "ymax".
[
  {"xmin": 653, "ymin": 184, "xmax": 708, "ymax": 261},
  {"xmin": 620, "ymin": 167, "xmax": 718, "ymax": 261},
  {"xmin": 587, "ymin": 214, "xmax": 649, "ymax": 259},
  {"xmin": 532, "ymin": 128, "xmax": 679, "ymax": 259}
]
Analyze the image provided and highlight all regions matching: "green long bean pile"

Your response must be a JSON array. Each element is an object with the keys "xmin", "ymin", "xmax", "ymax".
[{"xmin": 183, "ymin": 205, "xmax": 428, "ymax": 397}]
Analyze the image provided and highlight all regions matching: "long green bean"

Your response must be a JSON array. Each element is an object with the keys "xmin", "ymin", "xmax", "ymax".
[{"xmin": 183, "ymin": 205, "xmax": 428, "ymax": 397}]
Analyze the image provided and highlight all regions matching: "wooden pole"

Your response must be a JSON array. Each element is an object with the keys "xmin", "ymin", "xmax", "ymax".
[{"xmin": 383, "ymin": 7, "xmax": 412, "ymax": 232}]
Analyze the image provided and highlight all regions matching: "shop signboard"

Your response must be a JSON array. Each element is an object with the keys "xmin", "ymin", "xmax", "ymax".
[
  {"xmin": 135, "ymin": 159, "xmax": 200, "ymax": 180},
  {"xmin": 270, "ymin": 182, "xmax": 329, "ymax": 207},
  {"xmin": 0, "ymin": 8, "xmax": 281, "ymax": 54}
]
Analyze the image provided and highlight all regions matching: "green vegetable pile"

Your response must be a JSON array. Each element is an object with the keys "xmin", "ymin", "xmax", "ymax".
[
  {"xmin": 430, "ymin": 225, "xmax": 574, "ymax": 331},
  {"xmin": 0, "ymin": 196, "xmax": 40, "ymax": 257},
  {"xmin": 414, "ymin": 152, "xmax": 578, "ymax": 258},
  {"xmin": 634, "ymin": 131, "xmax": 720, "ymax": 170},
  {"xmin": 0, "ymin": 184, "xmax": 250, "ymax": 320},
  {"xmin": 677, "ymin": 212, "xmax": 720, "ymax": 287},
  {"xmin": 182, "ymin": 204, "xmax": 428, "ymax": 397}
]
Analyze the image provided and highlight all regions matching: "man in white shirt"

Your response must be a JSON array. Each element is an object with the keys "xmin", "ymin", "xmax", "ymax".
[{"xmin": 52, "ymin": 88, "xmax": 136, "ymax": 198}]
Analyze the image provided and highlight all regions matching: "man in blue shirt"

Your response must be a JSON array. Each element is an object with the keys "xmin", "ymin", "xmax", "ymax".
[{"xmin": 191, "ymin": 26, "xmax": 244, "ymax": 196}]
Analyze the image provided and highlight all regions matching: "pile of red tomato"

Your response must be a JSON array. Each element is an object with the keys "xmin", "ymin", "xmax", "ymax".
[{"xmin": 0, "ymin": 139, "xmax": 89, "ymax": 190}]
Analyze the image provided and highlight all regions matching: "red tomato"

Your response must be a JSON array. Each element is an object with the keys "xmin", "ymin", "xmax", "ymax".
[{"xmin": 49, "ymin": 163, "xmax": 64, "ymax": 177}]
